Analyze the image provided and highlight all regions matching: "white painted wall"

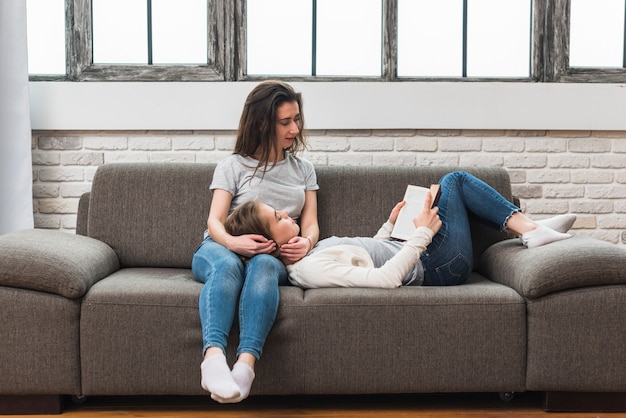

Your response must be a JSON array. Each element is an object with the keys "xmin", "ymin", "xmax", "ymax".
[{"xmin": 29, "ymin": 82, "xmax": 626, "ymax": 131}]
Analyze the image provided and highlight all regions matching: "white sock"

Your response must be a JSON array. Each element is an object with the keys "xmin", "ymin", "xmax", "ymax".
[
  {"xmin": 200, "ymin": 353, "xmax": 240, "ymax": 402},
  {"xmin": 211, "ymin": 362, "xmax": 255, "ymax": 404},
  {"xmin": 536, "ymin": 214, "xmax": 576, "ymax": 233},
  {"xmin": 521, "ymin": 224, "xmax": 572, "ymax": 248}
]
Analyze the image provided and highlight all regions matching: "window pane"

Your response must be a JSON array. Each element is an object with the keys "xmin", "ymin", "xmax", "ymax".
[
  {"xmin": 92, "ymin": 0, "xmax": 148, "ymax": 64},
  {"xmin": 26, "ymin": 0, "xmax": 65, "ymax": 75},
  {"xmin": 467, "ymin": 0, "xmax": 531, "ymax": 77},
  {"xmin": 316, "ymin": 0, "xmax": 382, "ymax": 76},
  {"xmin": 570, "ymin": 0, "xmax": 625, "ymax": 68},
  {"xmin": 397, "ymin": 0, "xmax": 463, "ymax": 77},
  {"xmin": 152, "ymin": 0, "xmax": 207, "ymax": 64},
  {"xmin": 246, "ymin": 0, "xmax": 312, "ymax": 76}
]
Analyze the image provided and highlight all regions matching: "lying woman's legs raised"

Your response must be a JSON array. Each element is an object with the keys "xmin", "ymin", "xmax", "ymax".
[{"xmin": 420, "ymin": 171, "xmax": 574, "ymax": 285}]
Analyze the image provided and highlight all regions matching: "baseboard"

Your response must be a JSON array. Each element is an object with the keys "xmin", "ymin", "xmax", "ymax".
[
  {"xmin": 0, "ymin": 395, "xmax": 63, "ymax": 415},
  {"xmin": 544, "ymin": 391, "xmax": 626, "ymax": 412}
]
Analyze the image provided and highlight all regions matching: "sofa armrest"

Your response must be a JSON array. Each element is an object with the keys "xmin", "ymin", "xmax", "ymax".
[
  {"xmin": 478, "ymin": 236, "xmax": 626, "ymax": 299},
  {"xmin": 0, "ymin": 229, "xmax": 120, "ymax": 298}
]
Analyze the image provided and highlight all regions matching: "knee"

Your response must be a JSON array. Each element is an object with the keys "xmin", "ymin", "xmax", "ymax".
[
  {"xmin": 247, "ymin": 254, "xmax": 282, "ymax": 275},
  {"xmin": 192, "ymin": 245, "xmax": 244, "ymax": 282},
  {"xmin": 246, "ymin": 255, "xmax": 284, "ymax": 286}
]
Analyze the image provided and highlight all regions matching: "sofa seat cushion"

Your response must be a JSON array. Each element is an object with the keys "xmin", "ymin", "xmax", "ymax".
[
  {"xmin": 80, "ymin": 268, "xmax": 204, "ymax": 395},
  {"xmin": 298, "ymin": 274, "xmax": 527, "ymax": 394},
  {"xmin": 0, "ymin": 229, "xmax": 119, "ymax": 298},
  {"xmin": 79, "ymin": 267, "xmax": 309, "ymax": 396}
]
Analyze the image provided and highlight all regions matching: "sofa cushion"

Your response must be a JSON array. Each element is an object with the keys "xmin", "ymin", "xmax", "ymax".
[
  {"xmin": 87, "ymin": 163, "xmax": 214, "ymax": 268},
  {"xmin": 0, "ymin": 229, "xmax": 119, "ymax": 298},
  {"xmin": 316, "ymin": 166, "xmax": 514, "ymax": 267},
  {"xmin": 479, "ymin": 236, "xmax": 626, "ymax": 299}
]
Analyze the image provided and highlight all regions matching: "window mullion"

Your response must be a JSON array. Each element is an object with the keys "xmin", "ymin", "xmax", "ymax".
[
  {"xmin": 147, "ymin": 0, "xmax": 153, "ymax": 65},
  {"xmin": 623, "ymin": 0, "xmax": 626, "ymax": 68},
  {"xmin": 382, "ymin": 0, "xmax": 396, "ymax": 80},
  {"xmin": 312, "ymin": 0, "xmax": 317, "ymax": 76},
  {"xmin": 67, "ymin": 0, "xmax": 92, "ymax": 80},
  {"xmin": 462, "ymin": 0, "xmax": 468, "ymax": 78}
]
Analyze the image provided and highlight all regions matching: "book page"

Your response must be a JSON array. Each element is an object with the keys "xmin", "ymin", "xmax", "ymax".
[{"xmin": 390, "ymin": 184, "xmax": 440, "ymax": 241}]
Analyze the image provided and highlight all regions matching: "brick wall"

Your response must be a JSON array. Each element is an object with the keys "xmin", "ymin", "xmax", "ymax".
[{"xmin": 31, "ymin": 129, "xmax": 626, "ymax": 246}]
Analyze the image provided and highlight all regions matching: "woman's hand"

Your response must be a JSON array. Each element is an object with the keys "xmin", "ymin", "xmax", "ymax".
[
  {"xmin": 227, "ymin": 234, "xmax": 276, "ymax": 258},
  {"xmin": 279, "ymin": 236, "xmax": 310, "ymax": 263},
  {"xmin": 388, "ymin": 201, "xmax": 406, "ymax": 225},
  {"xmin": 412, "ymin": 192, "xmax": 442, "ymax": 234}
]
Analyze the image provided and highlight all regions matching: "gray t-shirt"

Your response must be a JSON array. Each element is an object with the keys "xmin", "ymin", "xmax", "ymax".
[{"xmin": 210, "ymin": 153, "xmax": 319, "ymax": 220}]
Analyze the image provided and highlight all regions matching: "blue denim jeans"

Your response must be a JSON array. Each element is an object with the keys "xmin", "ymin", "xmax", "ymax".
[
  {"xmin": 192, "ymin": 237, "xmax": 288, "ymax": 359},
  {"xmin": 420, "ymin": 171, "xmax": 519, "ymax": 286}
]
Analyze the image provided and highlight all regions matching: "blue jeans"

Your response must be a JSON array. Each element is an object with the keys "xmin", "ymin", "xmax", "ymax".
[
  {"xmin": 192, "ymin": 238, "xmax": 288, "ymax": 359},
  {"xmin": 420, "ymin": 171, "xmax": 519, "ymax": 286}
]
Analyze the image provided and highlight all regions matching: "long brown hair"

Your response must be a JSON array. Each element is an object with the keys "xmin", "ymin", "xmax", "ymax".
[
  {"xmin": 234, "ymin": 81, "xmax": 306, "ymax": 174},
  {"xmin": 224, "ymin": 200, "xmax": 281, "ymax": 258}
]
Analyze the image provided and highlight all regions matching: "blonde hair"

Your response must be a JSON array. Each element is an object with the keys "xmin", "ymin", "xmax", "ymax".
[{"xmin": 224, "ymin": 200, "xmax": 281, "ymax": 258}]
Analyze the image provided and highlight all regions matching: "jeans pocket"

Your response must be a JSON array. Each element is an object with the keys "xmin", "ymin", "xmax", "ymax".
[{"xmin": 426, "ymin": 253, "xmax": 472, "ymax": 286}]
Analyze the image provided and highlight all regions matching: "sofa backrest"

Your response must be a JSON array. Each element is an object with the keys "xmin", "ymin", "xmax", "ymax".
[
  {"xmin": 315, "ymin": 165, "xmax": 514, "ymax": 269},
  {"xmin": 85, "ymin": 163, "xmax": 213, "ymax": 268},
  {"xmin": 81, "ymin": 163, "xmax": 513, "ymax": 269}
]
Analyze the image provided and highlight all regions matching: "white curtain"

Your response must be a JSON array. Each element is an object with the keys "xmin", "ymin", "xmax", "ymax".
[{"xmin": 0, "ymin": 0, "xmax": 34, "ymax": 234}]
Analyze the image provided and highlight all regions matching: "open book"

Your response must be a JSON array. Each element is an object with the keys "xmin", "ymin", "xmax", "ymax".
[{"xmin": 390, "ymin": 184, "xmax": 441, "ymax": 241}]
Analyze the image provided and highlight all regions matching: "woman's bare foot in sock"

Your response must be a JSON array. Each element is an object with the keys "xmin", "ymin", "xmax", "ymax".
[
  {"xmin": 201, "ymin": 351, "xmax": 240, "ymax": 402},
  {"xmin": 211, "ymin": 362, "xmax": 256, "ymax": 404},
  {"xmin": 536, "ymin": 214, "xmax": 576, "ymax": 233},
  {"xmin": 521, "ymin": 224, "xmax": 572, "ymax": 248}
]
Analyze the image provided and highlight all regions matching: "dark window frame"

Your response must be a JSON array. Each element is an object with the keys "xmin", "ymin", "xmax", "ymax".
[{"xmin": 29, "ymin": 0, "xmax": 626, "ymax": 83}]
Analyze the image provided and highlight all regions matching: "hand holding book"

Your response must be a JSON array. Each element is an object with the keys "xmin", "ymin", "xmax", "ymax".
[{"xmin": 390, "ymin": 184, "xmax": 442, "ymax": 241}]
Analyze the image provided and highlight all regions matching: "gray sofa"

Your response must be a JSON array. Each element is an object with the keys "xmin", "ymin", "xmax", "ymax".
[{"xmin": 1, "ymin": 162, "xmax": 626, "ymax": 414}]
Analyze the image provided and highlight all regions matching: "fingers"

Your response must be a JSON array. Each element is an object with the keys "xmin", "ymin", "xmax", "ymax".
[
  {"xmin": 423, "ymin": 191, "xmax": 433, "ymax": 210},
  {"xmin": 279, "ymin": 237, "xmax": 309, "ymax": 262},
  {"xmin": 388, "ymin": 200, "xmax": 406, "ymax": 223}
]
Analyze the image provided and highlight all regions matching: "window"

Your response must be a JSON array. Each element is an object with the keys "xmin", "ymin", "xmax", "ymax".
[
  {"xmin": 26, "ymin": 0, "xmax": 626, "ymax": 82},
  {"xmin": 570, "ymin": 0, "xmax": 625, "ymax": 68},
  {"xmin": 52, "ymin": 0, "xmax": 225, "ymax": 81},
  {"xmin": 91, "ymin": 0, "xmax": 208, "ymax": 65},
  {"xmin": 542, "ymin": 0, "xmax": 626, "ymax": 82},
  {"xmin": 396, "ymin": 0, "xmax": 531, "ymax": 78}
]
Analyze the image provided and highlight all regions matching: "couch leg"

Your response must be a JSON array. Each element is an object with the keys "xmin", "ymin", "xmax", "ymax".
[
  {"xmin": 544, "ymin": 391, "xmax": 626, "ymax": 412},
  {"xmin": 0, "ymin": 395, "xmax": 63, "ymax": 415}
]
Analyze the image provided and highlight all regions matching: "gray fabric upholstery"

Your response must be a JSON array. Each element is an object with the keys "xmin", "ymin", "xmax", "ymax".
[
  {"xmin": 80, "ymin": 268, "xmax": 309, "ymax": 396},
  {"xmin": 299, "ymin": 274, "xmax": 526, "ymax": 394},
  {"xmin": 87, "ymin": 163, "xmax": 214, "ymax": 268},
  {"xmin": 526, "ymin": 286, "xmax": 626, "ymax": 391},
  {"xmin": 0, "ymin": 287, "xmax": 81, "ymax": 395},
  {"xmin": 316, "ymin": 166, "xmax": 514, "ymax": 268},
  {"xmin": 76, "ymin": 192, "xmax": 90, "ymax": 236},
  {"xmin": 479, "ymin": 237, "xmax": 626, "ymax": 299},
  {"xmin": 79, "ymin": 269, "xmax": 526, "ymax": 396},
  {"xmin": 80, "ymin": 268, "xmax": 205, "ymax": 395},
  {"xmin": 0, "ymin": 229, "xmax": 119, "ymax": 298},
  {"xmin": 4, "ymin": 161, "xmax": 626, "ymax": 403}
]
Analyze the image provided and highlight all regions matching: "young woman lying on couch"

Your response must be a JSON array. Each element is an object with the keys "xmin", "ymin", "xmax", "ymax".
[{"xmin": 224, "ymin": 171, "xmax": 576, "ymax": 289}]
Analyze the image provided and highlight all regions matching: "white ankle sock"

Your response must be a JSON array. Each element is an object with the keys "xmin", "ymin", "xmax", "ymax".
[
  {"xmin": 536, "ymin": 214, "xmax": 576, "ymax": 233},
  {"xmin": 211, "ymin": 362, "xmax": 256, "ymax": 404},
  {"xmin": 232, "ymin": 362, "xmax": 255, "ymax": 401},
  {"xmin": 201, "ymin": 353, "xmax": 240, "ymax": 402},
  {"xmin": 521, "ymin": 224, "xmax": 572, "ymax": 248}
]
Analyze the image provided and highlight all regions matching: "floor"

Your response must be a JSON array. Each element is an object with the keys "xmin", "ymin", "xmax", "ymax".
[{"xmin": 11, "ymin": 392, "xmax": 626, "ymax": 418}]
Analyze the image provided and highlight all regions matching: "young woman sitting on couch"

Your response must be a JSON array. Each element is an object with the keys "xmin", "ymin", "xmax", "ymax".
[{"xmin": 224, "ymin": 171, "xmax": 576, "ymax": 289}]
